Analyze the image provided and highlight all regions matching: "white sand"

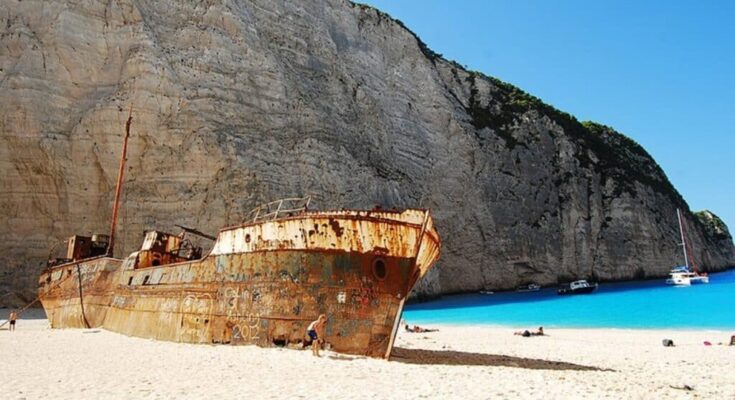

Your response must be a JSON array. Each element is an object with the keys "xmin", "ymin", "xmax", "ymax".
[{"xmin": 1, "ymin": 309, "xmax": 733, "ymax": 399}]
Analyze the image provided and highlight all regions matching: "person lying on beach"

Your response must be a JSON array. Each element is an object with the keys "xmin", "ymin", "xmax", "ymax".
[
  {"xmin": 730, "ymin": 335, "xmax": 735, "ymax": 346},
  {"xmin": 514, "ymin": 327, "xmax": 545, "ymax": 337},
  {"xmin": 305, "ymin": 314, "xmax": 327, "ymax": 356},
  {"xmin": 407, "ymin": 325, "xmax": 438, "ymax": 333}
]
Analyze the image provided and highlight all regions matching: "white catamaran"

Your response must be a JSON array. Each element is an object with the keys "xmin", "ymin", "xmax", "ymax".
[{"xmin": 665, "ymin": 209, "xmax": 709, "ymax": 286}]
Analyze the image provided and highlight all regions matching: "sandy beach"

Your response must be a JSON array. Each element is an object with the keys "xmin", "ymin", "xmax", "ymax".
[{"xmin": 1, "ymin": 309, "xmax": 733, "ymax": 399}]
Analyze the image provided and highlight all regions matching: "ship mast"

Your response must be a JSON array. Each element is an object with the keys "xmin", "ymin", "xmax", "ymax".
[
  {"xmin": 676, "ymin": 208, "xmax": 689, "ymax": 269},
  {"xmin": 107, "ymin": 106, "xmax": 133, "ymax": 257}
]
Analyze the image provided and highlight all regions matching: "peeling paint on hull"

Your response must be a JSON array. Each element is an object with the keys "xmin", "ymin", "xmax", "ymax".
[{"xmin": 38, "ymin": 209, "xmax": 440, "ymax": 358}]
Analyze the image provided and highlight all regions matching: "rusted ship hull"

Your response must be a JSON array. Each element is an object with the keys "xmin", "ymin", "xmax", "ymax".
[
  {"xmin": 39, "ymin": 209, "xmax": 440, "ymax": 358},
  {"xmin": 41, "ymin": 257, "xmax": 120, "ymax": 329}
]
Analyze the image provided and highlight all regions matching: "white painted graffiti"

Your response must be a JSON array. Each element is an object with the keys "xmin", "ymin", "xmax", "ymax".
[
  {"xmin": 178, "ymin": 293, "xmax": 213, "ymax": 344},
  {"xmin": 223, "ymin": 286, "xmax": 261, "ymax": 342}
]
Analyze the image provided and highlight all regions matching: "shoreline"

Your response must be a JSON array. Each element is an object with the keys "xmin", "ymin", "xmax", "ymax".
[
  {"xmin": 2, "ymin": 310, "xmax": 734, "ymax": 399},
  {"xmin": 6, "ymin": 308, "xmax": 731, "ymax": 333}
]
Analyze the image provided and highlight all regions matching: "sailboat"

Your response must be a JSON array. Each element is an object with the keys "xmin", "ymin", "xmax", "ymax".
[{"xmin": 665, "ymin": 209, "xmax": 709, "ymax": 286}]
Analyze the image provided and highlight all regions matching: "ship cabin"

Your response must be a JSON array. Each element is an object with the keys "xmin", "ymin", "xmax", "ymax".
[
  {"xmin": 47, "ymin": 234, "xmax": 110, "ymax": 268},
  {"xmin": 127, "ymin": 230, "xmax": 203, "ymax": 269}
]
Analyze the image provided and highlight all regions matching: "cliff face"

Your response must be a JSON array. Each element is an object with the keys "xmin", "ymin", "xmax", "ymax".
[{"xmin": 1, "ymin": 0, "xmax": 733, "ymax": 305}]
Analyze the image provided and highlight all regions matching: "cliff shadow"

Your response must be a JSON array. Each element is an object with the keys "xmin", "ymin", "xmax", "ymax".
[
  {"xmin": 390, "ymin": 347, "xmax": 610, "ymax": 371},
  {"xmin": 0, "ymin": 308, "xmax": 47, "ymax": 320}
]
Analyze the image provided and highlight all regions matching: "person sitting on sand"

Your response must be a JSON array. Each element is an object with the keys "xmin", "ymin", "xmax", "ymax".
[
  {"xmin": 8, "ymin": 310, "xmax": 17, "ymax": 332},
  {"xmin": 306, "ymin": 314, "xmax": 327, "ymax": 356},
  {"xmin": 730, "ymin": 335, "xmax": 735, "ymax": 346}
]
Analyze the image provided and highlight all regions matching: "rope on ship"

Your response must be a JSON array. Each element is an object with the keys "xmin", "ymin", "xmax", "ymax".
[
  {"xmin": 76, "ymin": 264, "xmax": 91, "ymax": 329},
  {"xmin": 0, "ymin": 296, "xmax": 42, "ymax": 329}
]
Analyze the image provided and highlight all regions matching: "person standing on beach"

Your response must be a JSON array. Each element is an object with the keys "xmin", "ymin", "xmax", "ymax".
[
  {"xmin": 306, "ymin": 314, "xmax": 327, "ymax": 356},
  {"xmin": 8, "ymin": 310, "xmax": 17, "ymax": 331}
]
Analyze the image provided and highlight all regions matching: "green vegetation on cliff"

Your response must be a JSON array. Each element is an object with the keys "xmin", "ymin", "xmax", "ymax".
[
  {"xmin": 461, "ymin": 68, "xmax": 685, "ymax": 205},
  {"xmin": 694, "ymin": 210, "xmax": 731, "ymax": 241}
]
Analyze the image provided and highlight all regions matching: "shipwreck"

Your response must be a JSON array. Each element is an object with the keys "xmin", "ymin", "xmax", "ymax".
[{"xmin": 37, "ymin": 112, "xmax": 441, "ymax": 358}]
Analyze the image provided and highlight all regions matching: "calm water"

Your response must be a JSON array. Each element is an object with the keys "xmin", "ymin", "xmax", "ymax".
[{"xmin": 403, "ymin": 269, "xmax": 735, "ymax": 329}]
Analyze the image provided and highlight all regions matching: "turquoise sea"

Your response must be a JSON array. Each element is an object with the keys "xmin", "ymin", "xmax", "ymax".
[{"xmin": 403, "ymin": 268, "xmax": 735, "ymax": 330}]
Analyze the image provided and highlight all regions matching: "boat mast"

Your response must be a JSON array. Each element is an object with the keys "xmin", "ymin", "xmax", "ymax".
[
  {"xmin": 107, "ymin": 106, "xmax": 133, "ymax": 257},
  {"xmin": 676, "ymin": 208, "xmax": 689, "ymax": 269}
]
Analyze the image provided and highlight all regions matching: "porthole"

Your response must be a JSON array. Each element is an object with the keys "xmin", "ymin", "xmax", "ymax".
[{"xmin": 372, "ymin": 258, "xmax": 387, "ymax": 280}]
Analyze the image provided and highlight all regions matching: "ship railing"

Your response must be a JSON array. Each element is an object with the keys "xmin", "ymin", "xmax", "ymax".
[{"xmin": 247, "ymin": 196, "xmax": 311, "ymax": 223}]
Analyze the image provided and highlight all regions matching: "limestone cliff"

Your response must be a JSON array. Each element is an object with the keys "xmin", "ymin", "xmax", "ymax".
[{"xmin": 1, "ymin": 0, "xmax": 733, "ymax": 306}]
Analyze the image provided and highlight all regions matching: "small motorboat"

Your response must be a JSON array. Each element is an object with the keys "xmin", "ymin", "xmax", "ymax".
[
  {"xmin": 516, "ymin": 283, "xmax": 541, "ymax": 292},
  {"xmin": 479, "ymin": 290, "xmax": 494, "ymax": 295},
  {"xmin": 557, "ymin": 280, "xmax": 598, "ymax": 295}
]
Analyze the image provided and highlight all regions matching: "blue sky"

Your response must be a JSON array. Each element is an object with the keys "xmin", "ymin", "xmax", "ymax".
[{"xmin": 361, "ymin": 0, "xmax": 735, "ymax": 234}]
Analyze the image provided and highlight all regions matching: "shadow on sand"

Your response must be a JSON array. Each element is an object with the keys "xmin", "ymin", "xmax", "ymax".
[{"xmin": 390, "ymin": 347, "xmax": 610, "ymax": 371}]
